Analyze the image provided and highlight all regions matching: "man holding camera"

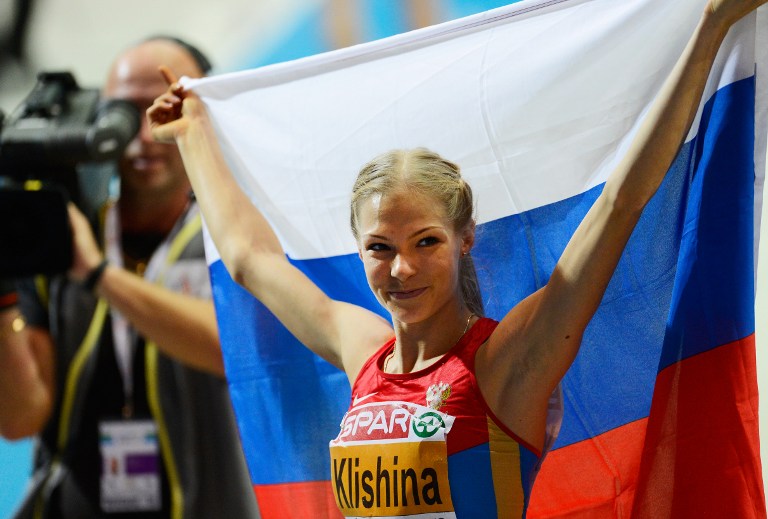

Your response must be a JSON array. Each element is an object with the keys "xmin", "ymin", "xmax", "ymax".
[{"xmin": 0, "ymin": 37, "xmax": 258, "ymax": 518}]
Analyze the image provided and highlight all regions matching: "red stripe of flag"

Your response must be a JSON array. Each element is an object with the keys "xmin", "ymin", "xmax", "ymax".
[
  {"xmin": 632, "ymin": 334, "xmax": 764, "ymax": 518},
  {"xmin": 254, "ymin": 481, "xmax": 342, "ymax": 519},
  {"xmin": 529, "ymin": 418, "xmax": 647, "ymax": 517}
]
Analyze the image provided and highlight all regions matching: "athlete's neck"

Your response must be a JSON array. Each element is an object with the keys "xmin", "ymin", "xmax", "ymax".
[{"xmin": 389, "ymin": 304, "xmax": 475, "ymax": 374}]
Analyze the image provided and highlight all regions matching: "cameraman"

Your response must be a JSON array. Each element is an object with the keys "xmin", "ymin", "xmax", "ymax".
[{"xmin": 0, "ymin": 37, "xmax": 258, "ymax": 518}]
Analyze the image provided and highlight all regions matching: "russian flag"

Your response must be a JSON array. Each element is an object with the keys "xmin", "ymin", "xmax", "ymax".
[{"xmin": 184, "ymin": 0, "xmax": 767, "ymax": 516}]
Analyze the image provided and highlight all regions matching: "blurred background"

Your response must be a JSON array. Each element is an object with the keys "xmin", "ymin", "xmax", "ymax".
[
  {"xmin": 0, "ymin": 0, "xmax": 515, "ymax": 114},
  {"xmin": 1, "ymin": 0, "xmax": 766, "ymax": 516}
]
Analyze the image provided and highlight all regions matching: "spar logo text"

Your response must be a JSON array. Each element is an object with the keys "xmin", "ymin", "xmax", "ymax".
[{"xmin": 338, "ymin": 403, "xmax": 448, "ymax": 442}]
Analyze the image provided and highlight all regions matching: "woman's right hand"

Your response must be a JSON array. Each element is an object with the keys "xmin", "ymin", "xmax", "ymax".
[
  {"xmin": 706, "ymin": 0, "xmax": 768, "ymax": 32},
  {"xmin": 147, "ymin": 65, "xmax": 208, "ymax": 143}
]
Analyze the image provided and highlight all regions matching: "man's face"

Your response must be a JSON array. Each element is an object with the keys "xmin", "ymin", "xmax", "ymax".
[{"xmin": 103, "ymin": 42, "xmax": 202, "ymax": 199}]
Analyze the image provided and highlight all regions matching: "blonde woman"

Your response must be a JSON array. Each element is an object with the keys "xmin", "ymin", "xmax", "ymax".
[{"xmin": 148, "ymin": 0, "xmax": 766, "ymax": 516}]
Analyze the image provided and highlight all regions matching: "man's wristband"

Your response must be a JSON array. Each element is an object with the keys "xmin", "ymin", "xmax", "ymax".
[
  {"xmin": 0, "ymin": 292, "xmax": 18, "ymax": 311},
  {"xmin": 83, "ymin": 259, "xmax": 109, "ymax": 292},
  {"xmin": 0, "ymin": 279, "xmax": 18, "ymax": 311}
]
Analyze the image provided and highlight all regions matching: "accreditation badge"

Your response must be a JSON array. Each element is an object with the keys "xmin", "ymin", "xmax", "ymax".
[{"xmin": 99, "ymin": 419, "xmax": 162, "ymax": 512}]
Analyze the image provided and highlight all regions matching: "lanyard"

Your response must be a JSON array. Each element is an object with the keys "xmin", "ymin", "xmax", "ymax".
[{"xmin": 102, "ymin": 200, "xmax": 199, "ymax": 416}]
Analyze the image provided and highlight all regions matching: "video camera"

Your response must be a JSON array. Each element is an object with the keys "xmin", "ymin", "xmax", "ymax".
[{"xmin": 0, "ymin": 71, "xmax": 140, "ymax": 277}]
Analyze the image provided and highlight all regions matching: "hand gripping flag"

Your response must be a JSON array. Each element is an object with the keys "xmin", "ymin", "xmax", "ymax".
[{"xmin": 183, "ymin": 0, "xmax": 767, "ymax": 516}]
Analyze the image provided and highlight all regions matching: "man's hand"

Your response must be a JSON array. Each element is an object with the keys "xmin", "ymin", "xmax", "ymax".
[{"xmin": 67, "ymin": 203, "xmax": 103, "ymax": 283}]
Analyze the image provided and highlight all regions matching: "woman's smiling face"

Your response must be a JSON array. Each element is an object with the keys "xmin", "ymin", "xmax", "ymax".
[{"xmin": 356, "ymin": 187, "xmax": 469, "ymax": 325}]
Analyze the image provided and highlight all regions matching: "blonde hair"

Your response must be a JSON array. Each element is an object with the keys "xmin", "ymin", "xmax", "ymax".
[{"xmin": 350, "ymin": 148, "xmax": 484, "ymax": 316}]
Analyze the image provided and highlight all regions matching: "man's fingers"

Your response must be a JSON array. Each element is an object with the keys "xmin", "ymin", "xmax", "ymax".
[{"xmin": 158, "ymin": 65, "xmax": 178, "ymax": 86}]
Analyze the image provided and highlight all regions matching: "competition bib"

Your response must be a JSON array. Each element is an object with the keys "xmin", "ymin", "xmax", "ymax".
[{"xmin": 330, "ymin": 401, "xmax": 456, "ymax": 518}]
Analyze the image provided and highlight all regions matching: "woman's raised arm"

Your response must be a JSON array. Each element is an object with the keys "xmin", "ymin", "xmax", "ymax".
[
  {"xmin": 147, "ymin": 68, "xmax": 393, "ymax": 382},
  {"xmin": 477, "ymin": 0, "xmax": 767, "ymax": 448}
]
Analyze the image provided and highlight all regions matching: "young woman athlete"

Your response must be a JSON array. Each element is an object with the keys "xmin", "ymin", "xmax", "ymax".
[{"xmin": 148, "ymin": 1, "xmax": 767, "ymax": 516}]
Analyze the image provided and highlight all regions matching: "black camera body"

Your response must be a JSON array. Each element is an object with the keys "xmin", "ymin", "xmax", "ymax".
[{"xmin": 0, "ymin": 71, "xmax": 140, "ymax": 277}]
